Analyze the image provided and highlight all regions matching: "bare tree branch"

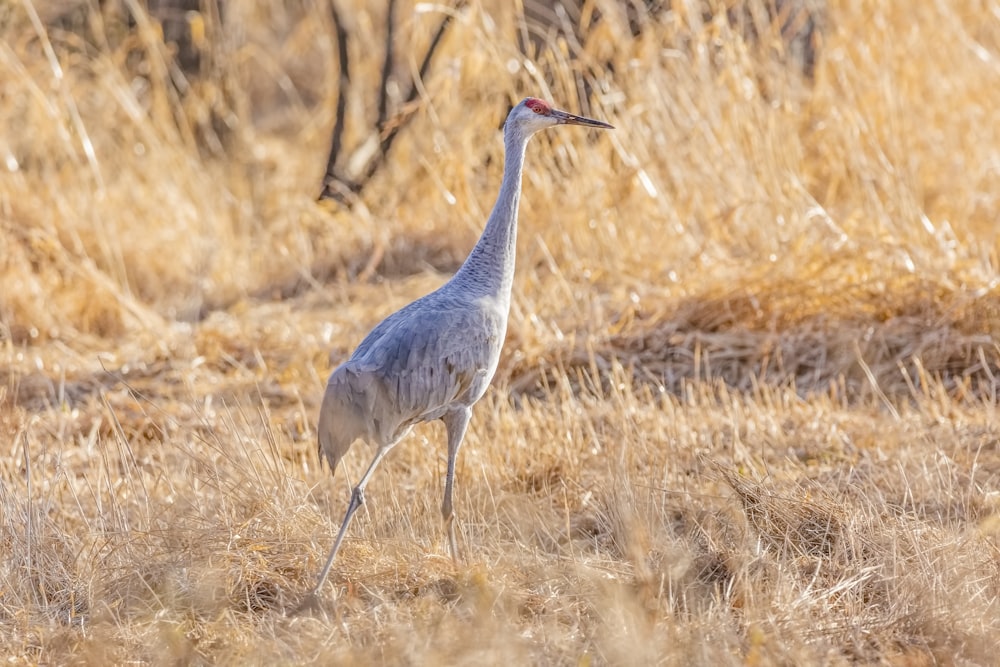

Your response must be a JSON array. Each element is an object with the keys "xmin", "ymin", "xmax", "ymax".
[
  {"xmin": 320, "ymin": 1, "xmax": 464, "ymax": 204},
  {"xmin": 360, "ymin": 2, "xmax": 462, "ymax": 184},
  {"xmin": 376, "ymin": 0, "xmax": 396, "ymax": 130},
  {"xmin": 319, "ymin": 0, "xmax": 353, "ymax": 202}
]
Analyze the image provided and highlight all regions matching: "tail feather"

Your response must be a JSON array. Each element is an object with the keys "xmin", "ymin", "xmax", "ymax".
[{"xmin": 317, "ymin": 366, "xmax": 367, "ymax": 473}]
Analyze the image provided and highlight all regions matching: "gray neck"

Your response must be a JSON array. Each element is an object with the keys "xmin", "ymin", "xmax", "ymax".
[{"xmin": 449, "ymin": 125, "xmax": 529, "ymax": 302}]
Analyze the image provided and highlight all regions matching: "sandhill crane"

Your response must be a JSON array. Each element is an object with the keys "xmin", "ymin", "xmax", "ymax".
[{"xmin": 313, "ymin": 97, "xmax": 613, "ymax": 594}]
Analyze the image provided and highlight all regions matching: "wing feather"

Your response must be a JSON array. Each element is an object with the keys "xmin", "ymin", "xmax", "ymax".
[{"xmin": 348, "ymin": 300, "xmax": 502, "ymax": 421}]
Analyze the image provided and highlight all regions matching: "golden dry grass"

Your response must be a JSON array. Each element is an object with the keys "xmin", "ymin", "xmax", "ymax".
[{"xmin": 2, "ymin": 0, "xmax": 1000, "ymax": 664}]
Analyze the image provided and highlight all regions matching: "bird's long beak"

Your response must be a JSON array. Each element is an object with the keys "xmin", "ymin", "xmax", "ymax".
[{"xmin": 551, "ymin": 108, "xmax": 614, "ymax": 129}]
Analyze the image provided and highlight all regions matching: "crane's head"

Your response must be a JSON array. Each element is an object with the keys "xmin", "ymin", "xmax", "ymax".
[{"xmin": 506, "ymin": 97, "xmax": 614, "ymax": 136}]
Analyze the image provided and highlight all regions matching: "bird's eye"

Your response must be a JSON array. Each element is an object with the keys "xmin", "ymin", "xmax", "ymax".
[{"xmin": 532, "ymin": 106, "xmax": 542, "ymax": 114}]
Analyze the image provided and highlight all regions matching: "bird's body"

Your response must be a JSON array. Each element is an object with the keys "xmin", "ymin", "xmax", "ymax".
[
  {"xmin": 312, "ymin": 97, "xmax": 612, "ymax": 595},
  {"xmin": 318, "ymin": 293, "xmax": 503, "ymax": 469}
]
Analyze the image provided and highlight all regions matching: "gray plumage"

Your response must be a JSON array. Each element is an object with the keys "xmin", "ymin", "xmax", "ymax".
[{"xmin": 312, "ymin": 97, "xmax": 613, "ymax": 595}]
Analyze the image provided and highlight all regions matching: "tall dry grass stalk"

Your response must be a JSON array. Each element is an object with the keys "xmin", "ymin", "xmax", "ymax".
[{"xmin": 2, "ymin": 0, "xmax": 999, "ymax": 663}]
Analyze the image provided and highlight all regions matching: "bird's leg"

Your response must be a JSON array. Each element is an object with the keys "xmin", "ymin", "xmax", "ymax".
[
  {"xmin": 441, "ymin": 407, "xmax": 472, "ymax": 563},
  {"xmin": 312, "ymin": 443, "xmax": 393, "ymax": 596}
]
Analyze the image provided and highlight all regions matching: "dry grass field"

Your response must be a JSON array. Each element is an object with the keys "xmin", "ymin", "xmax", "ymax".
[{"xmin": 3, "ymin": 0, "xmax": 1000, "ymax": 663}]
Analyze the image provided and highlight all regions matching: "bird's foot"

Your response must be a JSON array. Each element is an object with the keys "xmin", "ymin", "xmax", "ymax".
[{"xmin": 289, "ymin": 590, "xmax": 327, "ymax": 618}]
